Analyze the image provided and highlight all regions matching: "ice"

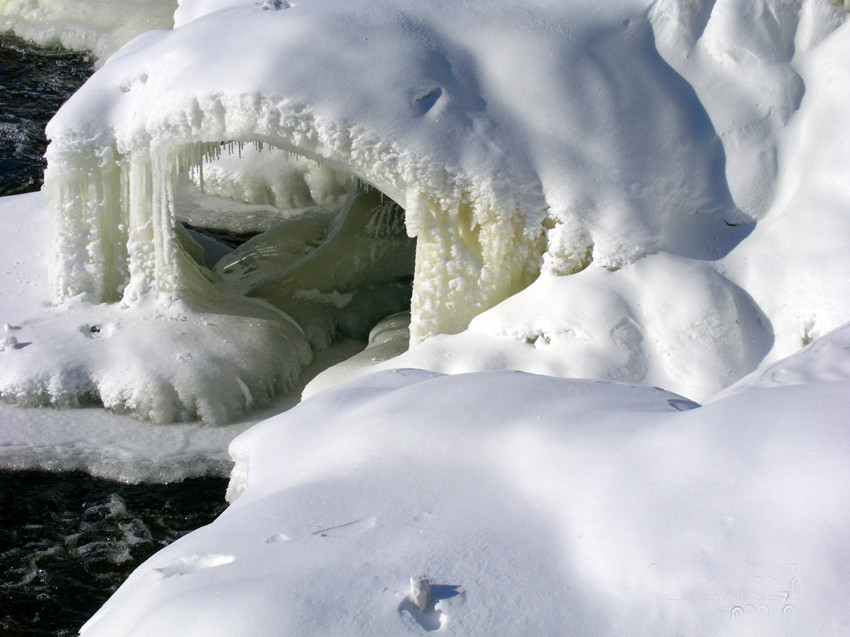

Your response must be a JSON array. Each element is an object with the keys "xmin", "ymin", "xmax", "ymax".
[
  {"xmin": 2, "ymin": 0, "xmax": 849, "ymax": 632},
  {"xmin": 0, "ymin": 0, "xmax": 177, "ymax": 63},
  {"xmin": 2, "ymin": 1, "xmax": 847, "ymax": 416},
  {"xmin": 29, "ymin": 0, "xmax": 847, "ymax": 423},
  {"xmin": 303, "ymin": 311, "xmax": 410, "ymax": 398},
  {"xmin": 0, "ymin": 192, "xmax": 360, "ymax": 478}
]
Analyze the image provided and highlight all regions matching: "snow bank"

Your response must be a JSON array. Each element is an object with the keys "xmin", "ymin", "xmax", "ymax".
[
  {"xmin": 714, "ymin": 321, "xmax": 850, "ymax": 398},
  {"xmin": 0, "ymin": 0, "xmax": 177, "ymax": 63},
  {"xmin": 79, "ymin": 369, "xmax": 850, "ymax": 635},
  {"xmin": 338, "ymin": 256, "xmax": 772, "ymax": 402}
]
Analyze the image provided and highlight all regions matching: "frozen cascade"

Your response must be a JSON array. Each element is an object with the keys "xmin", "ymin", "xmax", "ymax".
[
  {"xmin": 45, "ymin": 133, "xmax": 544, "ymax": 347},
  {"xmin": 24, "ymin": 0, "xmax": 850, "ymax": 421}
]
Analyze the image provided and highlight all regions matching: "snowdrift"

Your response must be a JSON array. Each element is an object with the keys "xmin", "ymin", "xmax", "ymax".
[
  {"xmin": 79, "ymin": 369, "xmax": 850, "ymax": 635},
  {"xmin": 1, "ymin": 1, "xmax": 849, "ymax": 633}
]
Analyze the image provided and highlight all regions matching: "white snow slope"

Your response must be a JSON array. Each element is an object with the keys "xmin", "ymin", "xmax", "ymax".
[{"xmin": 80, "ymin": 369, "xmax": 850, "ymax": 636}]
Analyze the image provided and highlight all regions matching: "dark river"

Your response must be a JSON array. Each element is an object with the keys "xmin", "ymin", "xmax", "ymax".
[
  {"xmin": 0, "ymin": 34, "xmax": 230, "ymax": 635},
  {"xmin": 0, "ymin": 35, "xmax": 92, "ymax": 196}
]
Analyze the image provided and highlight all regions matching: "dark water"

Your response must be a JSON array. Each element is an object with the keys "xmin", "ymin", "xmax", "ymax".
[
  {"xmin": 0, "ymin": 36, "xmax": 230, "ymax": 636},
  {"xmin": 0, "ymin": 471, "xmax": 229, "ymax": 635},
  {"xmin": 0, "ymin": 34, "xmax": 94, "ymax": 196}
]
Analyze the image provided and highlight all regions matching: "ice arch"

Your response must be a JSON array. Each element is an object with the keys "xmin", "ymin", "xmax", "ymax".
[
  {"xmin": 44, "ymin": 0, "xmax": 741, "ymax": 346},
  {"xmin": 45, "ymin": 129, "xmax": 541, "ymax": 347}
]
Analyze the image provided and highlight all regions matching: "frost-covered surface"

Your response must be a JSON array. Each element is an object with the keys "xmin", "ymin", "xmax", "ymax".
[
  {"xmin": 0, "ymin": 0, "xmax": 177, "ymax": 63},
  {"xmin": 2, "ymin": 0, "xmax": 849, "ymax": 632},
  {"xmin": 80, "ymin": 369, "xmax": 850, "ymax": 635}
]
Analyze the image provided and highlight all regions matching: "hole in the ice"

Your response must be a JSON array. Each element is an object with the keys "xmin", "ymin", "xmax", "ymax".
[
  {"xmin": 412, "ymin": 86, "xmax": 443, "ymax": 116},
  {"xmin": 173, "ymin": 140, "xmax": 417, "ymax": 351}
]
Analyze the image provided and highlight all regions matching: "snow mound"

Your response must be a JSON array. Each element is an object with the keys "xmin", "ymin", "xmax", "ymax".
[
  {"xmin": 715, "ymin": 321, "xmax": 850, "ymax": 398},
  {"xmin": 79, "ymin": 370, "xmax": 850, "ymax": 635},
  {"xmin": 0, "ymin": 294, "xmax": 311, "ymax": 424}
]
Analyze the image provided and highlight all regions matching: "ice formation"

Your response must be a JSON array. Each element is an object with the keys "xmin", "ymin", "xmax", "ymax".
[
  {"xmin": 2, "ymin": 0, "xmax": 850, "ymax": 631},
  {"xmin": 2, "ymin": 0, "xmax": 848, "ymax": 421},
  {"xmin": 0, "ymin": 0, "xmax": 178, "ymax": 63}
]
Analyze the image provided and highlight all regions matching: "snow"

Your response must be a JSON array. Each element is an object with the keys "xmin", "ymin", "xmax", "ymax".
[
  {"xmin": 79, "ymin": 370, "xmax": 850, "ymax": 635},
  {"xmin": 17, "ymin": 0, "xmax": 844, "ymax": 418},
  {"xmin": 0, "ymin": 192, "xmax": 357, "ymax": 480},
  {"xmin": 1, "ymin": 0, "xmax": 850, "ymax": 633}
]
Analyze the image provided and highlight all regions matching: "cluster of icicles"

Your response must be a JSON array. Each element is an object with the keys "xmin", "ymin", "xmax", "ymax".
[{"xmin": 45, "ymin": 137, "xmax": 544, "ymax": 344}]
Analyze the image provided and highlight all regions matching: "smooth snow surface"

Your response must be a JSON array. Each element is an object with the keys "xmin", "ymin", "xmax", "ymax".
[{"xmin": 80, "ymin": 370, "xmax": 850, "ymax": 636}]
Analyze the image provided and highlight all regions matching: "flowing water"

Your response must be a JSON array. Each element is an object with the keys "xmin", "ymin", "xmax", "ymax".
[
  {"xmin": 0, "ymin": 471, "xmax": 229, "ymax": 635},
  {"xmin": 0, "ymin": 35, "xmax": 93, "ymax": 196},
  {"xmin": 0, "ymin": 34, "xmax": 231, "ymax": 635}
]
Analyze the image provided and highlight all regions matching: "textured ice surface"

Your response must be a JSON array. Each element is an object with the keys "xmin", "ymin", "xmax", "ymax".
[
  {"xmin": 4, "ymin": 0, "xmax": 850, "ymax": 415},
  {"xmin": 0, "ymin": 192, "xmax": 363, "ymax": 480}
]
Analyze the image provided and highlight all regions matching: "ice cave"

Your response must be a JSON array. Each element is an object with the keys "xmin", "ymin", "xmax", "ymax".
[{"xmin": 1, "ymin": 0, "xmax": 849, "ymax": 634}]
